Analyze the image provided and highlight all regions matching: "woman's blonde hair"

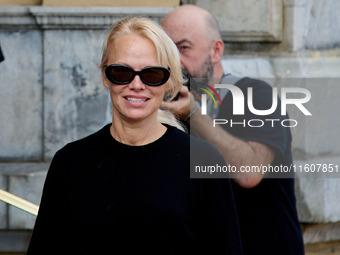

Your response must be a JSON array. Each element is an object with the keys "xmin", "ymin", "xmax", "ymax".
[{"xmin": 100, "ymin": 17, "xmax": 185, "ymax": 131}]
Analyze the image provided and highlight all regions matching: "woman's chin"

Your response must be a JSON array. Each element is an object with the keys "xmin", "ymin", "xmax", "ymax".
[{"xmin": 118, "ymin": 111, "xmax": 158, "ymax": 124}]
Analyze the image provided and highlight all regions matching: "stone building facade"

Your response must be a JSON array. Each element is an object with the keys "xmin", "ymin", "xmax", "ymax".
[{"xmin": 0, "ymin": 0, "xmax": 340, "ymax": 252}]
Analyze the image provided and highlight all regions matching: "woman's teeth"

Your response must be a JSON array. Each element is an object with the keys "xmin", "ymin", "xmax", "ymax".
[{"xmin": 126, "ymin": 97, "xmax": 147, "ymax": 103}]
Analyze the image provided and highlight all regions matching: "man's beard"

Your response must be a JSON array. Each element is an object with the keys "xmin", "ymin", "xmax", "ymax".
[
  {"xmin": 191, "ymin": 54, "xmax": 214, "ymax": 79},
  {"xmin": 182, "ymin": 54, "xmax": 214, "ymax": 102}
]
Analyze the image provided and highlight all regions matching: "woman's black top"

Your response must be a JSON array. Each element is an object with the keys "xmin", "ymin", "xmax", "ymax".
[{"xmin": 27, "ymin": 124, "xmax": 242, "ymax": 254}]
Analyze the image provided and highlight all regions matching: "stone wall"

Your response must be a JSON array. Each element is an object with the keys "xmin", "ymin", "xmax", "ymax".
[{"xmin": 0, "ymin": 0, "xmax": 340, "ymax": 252}]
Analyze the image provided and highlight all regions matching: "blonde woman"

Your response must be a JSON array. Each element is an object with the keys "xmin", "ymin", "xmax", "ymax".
[{"xmin": 27, "ymin": 18, "xmax": 241, "ymax": 254}]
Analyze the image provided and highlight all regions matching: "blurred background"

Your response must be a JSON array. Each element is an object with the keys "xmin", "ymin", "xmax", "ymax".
[{"xmin": 0, "ymin": 0, "xmax": 340, "ymax": 254}]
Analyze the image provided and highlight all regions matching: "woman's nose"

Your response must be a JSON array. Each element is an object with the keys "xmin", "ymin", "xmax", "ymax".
[{"xmin": 128, "ymin": 74, "xmax": 146, "ymax": 91}]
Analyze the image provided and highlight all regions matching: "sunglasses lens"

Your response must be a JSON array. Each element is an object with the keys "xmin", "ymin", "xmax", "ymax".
[
  {"xmin": 109, "ymin": 66, "xmax": 133, "ymax": 83},
  {"xmin": 142, "ymin": 68, "xmax": 169, "ymax": 85}
]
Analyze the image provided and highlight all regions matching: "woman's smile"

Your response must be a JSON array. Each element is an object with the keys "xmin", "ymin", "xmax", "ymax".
[{"xmin": 124, "ymin": 95, "xmax": 149, "ymax": 105}]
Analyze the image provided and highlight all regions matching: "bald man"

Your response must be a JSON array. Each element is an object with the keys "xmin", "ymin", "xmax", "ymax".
[{"xmin": 162, "ymin": 5, "xmax": 304, "ymax": 255}]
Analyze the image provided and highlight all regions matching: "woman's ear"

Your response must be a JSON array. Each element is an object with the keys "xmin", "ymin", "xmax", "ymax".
[{"xmin": 210, "ymin": 39, "xmax": 224, "ymax": 64}]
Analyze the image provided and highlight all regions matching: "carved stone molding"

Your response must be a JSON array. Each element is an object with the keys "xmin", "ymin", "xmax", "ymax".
[
  {"xmin": 29, "ymin": 6, "xmax": 173, "ymax": 29},
  {"xmin": 0, "ymin": 3, "xmax": 283, "ymax": 41},
  {"xmin": 0, "ymin": 6, "xmax": 174, "ymax": 30},
  {"xmin": 0, "ymin": 6, "xmax": 37, "ymax": 29}
]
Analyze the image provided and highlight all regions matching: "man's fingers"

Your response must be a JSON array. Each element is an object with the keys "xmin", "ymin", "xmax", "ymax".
[
  {"xmin": 179, "ymin": 85, "xmax": 189, "ymax": 96},
  {"xmin": 161, "ymin": 100, "xmax": 174, "ymax": 109},
  {"xmin": 162, "ymin": 95, "xmax": 192, "ymax": 120}
]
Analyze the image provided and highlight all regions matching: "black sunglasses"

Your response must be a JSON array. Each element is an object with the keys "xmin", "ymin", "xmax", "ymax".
[{"xmin": 105, "ymin": 64, "xmax": 170, "ymax": 86}]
